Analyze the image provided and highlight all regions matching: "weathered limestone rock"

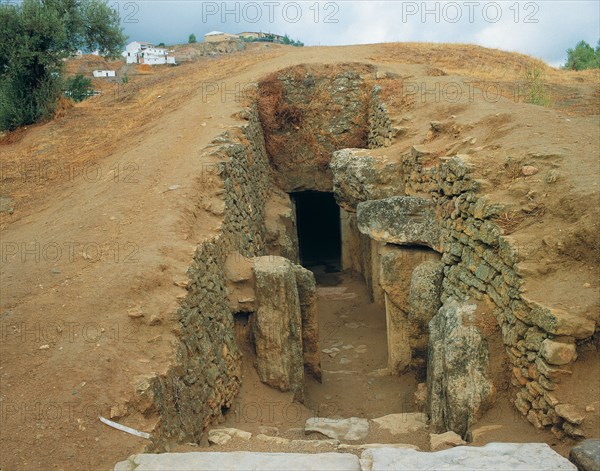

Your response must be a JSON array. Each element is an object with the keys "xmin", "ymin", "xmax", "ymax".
[
  {"xmin": 359, "ymin": 443, "xmax": 577, "ymax": 471},
  {"xmin": 371, "ymin": 413, "xmax": 427, "ymax": 435},
  {"xmin": 252, "ymin": 256, "xmax": 304, "ymax": 400},
  {"xmin": 540, "ymin": 338, "xmax": 577, "ymax": 365},
  {"xmin": 380, "ymin": 248, "xmax": 439, "ymax": 312},
  {"xmin": 264, "ymin": 191, "xmax": 300, "ymax": 263},
  {"xmin": 429, "ymin": 431, "xmax": 466, "ymax": 451},
  {"xmin": 330, "ymin": 149, "xmax": 405, "ymax": 211},
  {"xmin": 337, "ymin": 443, "xmax": 420, "ymax": 452},
  {"xmin": 305, "ymin": 417, "xmax": 369, "ymax": 441},
  {"xmin": 529, "ymin": 304, "xmax": 596, "ymax": 340},
  {"xmin": 208, "ymin": 428, "xmax": 252, "ymax": 445},
  {"xmin": 427, "ymin": 299, "xmax": 496, "ymax": 438},
  {"xmin": 382, "ymin": 299, "xmax": 412, "ymax": 373},
  {"xmin": 293, "ymin": 265, "xmax": 322, "ymax": 381},
  {"xmin": 379, "ymin": 247, "xmax": 439, "ymax": 373},
  {"xmin": 569, "ymin": 439, "xmax": 600, "ymax": 471},
  {"xmin": 555, "ymin": 404, "xmax": 585, "ymax": 425},
  {"xmin": 563, "ymin": 422, "xmax": 586, "ymax": 438},
  {"xmin": 407, "ymin": 260, "xmax": 444, "ymax": 352},
  {"xmin": 224, "ymin": 251, "xmax": 255, "ymax": 312},
  {"xmin": 115, "ymin": 452, "xmax": 361, "ymax": 471},
  {"xmin": 357, "ymin": 196, "xmax": 440, "ymax": 250},
  {"xmin": 255, "ymin": 434, "xmax": 290, "ymax": 445}
]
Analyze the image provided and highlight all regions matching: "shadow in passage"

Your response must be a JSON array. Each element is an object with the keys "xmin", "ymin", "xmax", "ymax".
[
  {"xmin": 304, "ymin": 270, "xmax": 419, "ymax": 420},
  {"xmin": 291, "ymin": 191, "xmax": 341, "ymax": 273}
]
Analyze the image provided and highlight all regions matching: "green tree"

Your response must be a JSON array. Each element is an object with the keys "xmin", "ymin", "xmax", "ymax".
[
  {"xmin": 564, "ymin": 40, "xmax": 600, "ymax": 70},
  {"xmin": 65, "ymin": 74, "xmax": 93, "ymax": 102},
  {"xmin": 188, "ymin": 33, "xmax": 197, "ymax": 44},
  {"xmin": 0, "ymin": 0, "xmax": 126, "ymax": 131}
]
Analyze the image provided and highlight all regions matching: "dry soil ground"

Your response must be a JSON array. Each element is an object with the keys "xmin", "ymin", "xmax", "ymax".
[{"xmin": 1, "ymin": 42, "xmax": 598, "ymax": 470}]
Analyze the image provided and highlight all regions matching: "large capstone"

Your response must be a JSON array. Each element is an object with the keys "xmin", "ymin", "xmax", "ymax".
[
  {"xmin": 330, "ymin": 149, "xmax": 405, "ymax": 212},
  {"xmin": 357, "ymin": 196, "xmax": 440, "ymax": 250},
  {"xmin": 426, "ymin": 299, "xmax": 496, "ymax": 438}
]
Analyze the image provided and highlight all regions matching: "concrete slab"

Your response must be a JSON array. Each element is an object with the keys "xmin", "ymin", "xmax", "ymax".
[
  {"xmin": 360, "ymin": 443, "xmax": 577, "ymax": 471},
  {"xmin": 114, "ymin": 451, "xmax": 360, "ymax": 471}
]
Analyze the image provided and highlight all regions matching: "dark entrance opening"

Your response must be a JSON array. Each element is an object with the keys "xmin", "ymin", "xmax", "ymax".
[{"xmin": 291, "ymin": 191, "xmax": 341, "ymax": 272}]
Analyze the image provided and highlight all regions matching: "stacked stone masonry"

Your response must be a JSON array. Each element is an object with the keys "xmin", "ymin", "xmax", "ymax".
[
  {"xmin": 331, "ymin": 139, "xmax": 595, "ymax": 439},
  {"xmin": 142, "ymin": 70, "xmax": 595, "ymax": 448},
  {"xmin": 369, "ymin": 144, "xmax": 594, "ymax": 438},
  {"xmin": 150, "ymin": 107, "xmax": 281, "ymax": 448}
]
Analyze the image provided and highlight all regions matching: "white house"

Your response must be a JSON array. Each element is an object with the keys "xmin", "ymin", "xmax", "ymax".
[
  {"xmin": 93, "ymin": 70, "xmax": 116, "ymax": 78},
  {"xmin": 122, "ymin": 41, "xmax": 176, "ymax": 65}
]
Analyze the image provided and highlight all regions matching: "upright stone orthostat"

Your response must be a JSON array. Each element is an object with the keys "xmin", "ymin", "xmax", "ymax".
[
  {"xmin": 427, "ymin": 298, "xmax": 496, "ymax": 439},
  {"xmin": 379, "ymin": 247, "xmax": 439, "ymax": 373},
  {"xmin": 293, "ymin": 265, "xmax": 322, "ymax": 382},
  {"xmin": 407, "ymin": 260, "xmax": 445, "ymax": 354},
  {"xmin": 252, "ymin": 256, "xmax": 304, "ymax": 401}
]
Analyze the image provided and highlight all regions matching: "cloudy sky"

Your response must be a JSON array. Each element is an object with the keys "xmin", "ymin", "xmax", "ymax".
[{"xmin": 117, "ymin": 1, "xmax": 600, "ymax": 67}]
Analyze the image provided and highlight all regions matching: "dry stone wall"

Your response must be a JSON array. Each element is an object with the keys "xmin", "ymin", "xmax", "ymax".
[
  {"xmin": 331, "ymin": 142, "xmax": 596, "ymax": 439},
  {"xmin": 149, "ymin": 107, "xmax": 282, "ymax": 447},
  {"xmin": 350, "ymin": 147, "xmax": 593, "ymax": 438},
  {"xmin": 367, "ymin": 86, "xmax": 395, "ymax": 149},
  {"xmin": 402, "ymin": 149, "xmax": 595, "ymax": 438}
]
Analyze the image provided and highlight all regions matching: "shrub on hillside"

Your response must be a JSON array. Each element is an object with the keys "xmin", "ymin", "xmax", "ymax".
[
  {"xmin": 65, "ymin": 75, "xmax": 93, "ymax": 102},
  {"xmin": 0, "ymin": 0, "xmax": 125, "ymax": 131},
  {"xmin": 564, "ymin": 40, "xmax": 600, "ymax": 70}
]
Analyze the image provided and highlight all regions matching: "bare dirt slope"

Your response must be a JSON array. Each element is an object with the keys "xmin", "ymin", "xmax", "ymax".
[{"xmin": 1, "ymin": 43, "xmax": 598, "ymax": 471}]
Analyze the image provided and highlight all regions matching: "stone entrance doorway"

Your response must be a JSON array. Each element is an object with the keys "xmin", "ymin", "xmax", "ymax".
[{"xmin": 291, "ymin": 191, "xmax": 342, "ymax": 272}]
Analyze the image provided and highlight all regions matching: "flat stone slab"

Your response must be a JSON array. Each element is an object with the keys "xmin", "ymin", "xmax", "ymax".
[
  {"xmin": 305, "ymin": 417, "xmax": 369, "ymax": 441},
  {"xmin": 371, "ymin": 413, "xmax": 427, "ymax": 435},
  {"xmin": 360, "ymin": 443, "xmax": 576, "ymax": 471},
  {"xmin": 569, "ymin": 439, "xmax": 600, "ymax": 471},
  {"xmin": 114, "ymin": 452, "xmax": 360, "ymax": 471}
]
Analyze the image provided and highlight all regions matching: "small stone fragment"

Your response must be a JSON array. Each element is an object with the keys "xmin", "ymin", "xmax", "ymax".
[
  {"xmin": 127, "ymin": 307, "xmax": 144, "ymax": 318},
  {"xmin": 540, "ymin": 339, "xmax": 576, "ymax": 365},
  {"xmin": 555, "ymin": 404, "xmax": 585, "ymax": 425},
  {"xmin": 430, "ymin": 431, "xmax": 466, "ymax": 451},
  {"xmin": 522, "ymin": 165, "xmax": 539, "ymax": 176}
]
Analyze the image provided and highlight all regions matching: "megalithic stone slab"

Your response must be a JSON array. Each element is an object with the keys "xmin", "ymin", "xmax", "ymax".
[
  {"xmin": 330, "ymin": 149, "xmax": 405, "ymax": 211},
  {"xmin": 293, "ymin": 265, "xmax": 322, "ymax": 382},
  {"xmin": 305, "ymin": 417, "xmax": 369, "ymax": 441},
  {"xmin": 356, "ymin": 196, "xmax": 440, "ymax": 250},
  {"xmin": 252, "ymin": 256, "xmax": 304, "ymax": 401},
  {"xmin": 426, "ymin": 298, "xmax": 496, "ymax": 438}
]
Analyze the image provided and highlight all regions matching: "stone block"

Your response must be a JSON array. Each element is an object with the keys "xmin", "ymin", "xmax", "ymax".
[{"xmin": 357, "ymin": 196, "xmax": 440, "ymax": 250}]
